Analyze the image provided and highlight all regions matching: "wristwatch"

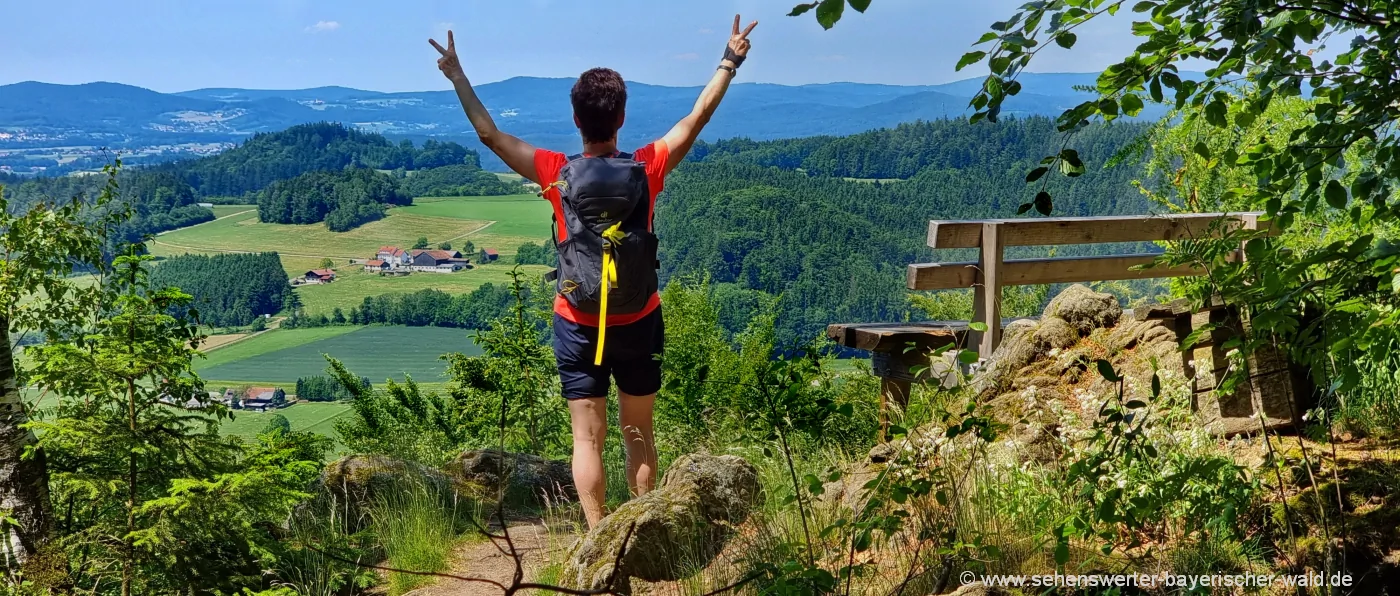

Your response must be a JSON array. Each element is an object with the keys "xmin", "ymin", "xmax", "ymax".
[{"xmin": 718, "ymin": 64, "xmax": 737, "ymax": 74}]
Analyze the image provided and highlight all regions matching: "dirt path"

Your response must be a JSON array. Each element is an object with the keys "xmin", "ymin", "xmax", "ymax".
[
  {"xmin": 442, "ymin": 220, "xmax": 498, "ymax": 244},
  {"xmin": 199, "ymin": 317, "xmax": 285, "ymax": 353},
  {"xmin": 412, "ymin": 522, "xmax": 571, "ymax": 596},
  {"xmin": 154, "ymin": 209, "xmax": 255, "ymax": 237}
]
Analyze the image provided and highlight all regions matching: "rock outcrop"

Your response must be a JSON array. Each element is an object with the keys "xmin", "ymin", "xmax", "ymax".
[
  {"xmin": 564, "ymin": 453, "xmax": 761, "ymax": 592},
  {"xmin": 294, "ymin": 454, "xmax": 453, "ymax": 532},
  {"xmin": 446, "ymin": 448, "xmax": 576, "ymax": 505}
]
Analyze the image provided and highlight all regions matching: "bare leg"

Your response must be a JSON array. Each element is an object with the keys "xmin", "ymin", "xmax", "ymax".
[
  {"xmin": 618, "ymin": 391, "xmax": 657, "ymax": 497},
  {"xmin": 567, "ymin": 397, "xmax": 608, "ymax": 528}
]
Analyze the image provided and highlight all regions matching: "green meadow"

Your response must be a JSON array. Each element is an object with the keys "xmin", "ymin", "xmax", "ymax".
[
  {"xmin": 197, "ymin": 325, "xmax": 484, "ymax": 386},
  {"xmin": 150, "ymin": 194, "xmax": 557, "ymax": 317},
  {"xmin": 217, "ymin": 401, "xmax": 354, "ymax": 443}
]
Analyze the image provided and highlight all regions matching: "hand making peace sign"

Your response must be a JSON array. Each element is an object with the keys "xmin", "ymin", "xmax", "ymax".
[
  {"xmin": 726, "ymin": 14, "xmax": 759, "ymax": 63},
  {"xmin": 429, "ymin": 31, "xmax": 465, "ymax": 82}
]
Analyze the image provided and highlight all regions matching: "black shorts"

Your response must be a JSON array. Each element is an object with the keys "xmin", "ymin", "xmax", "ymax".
[{"xmin": 553, "ymin": 307, "xmax": 664, "ymax": 400}]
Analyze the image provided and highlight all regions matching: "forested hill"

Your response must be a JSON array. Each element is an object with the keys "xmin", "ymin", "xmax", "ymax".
[
  {"xmin": 1, "ymin": 123, "xmax": 519, "ymax": 245},
  {"xmin": 151, "ymin": 122, "xmax": 499, "ymax": 197},
  {"xmin": 657, "ymin": 117, "xmax": 1151, "ymax": 342}
]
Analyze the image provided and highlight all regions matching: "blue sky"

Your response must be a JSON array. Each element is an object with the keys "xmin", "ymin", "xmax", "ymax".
[{"xmin": 1, "ymin": 0, "xmax": 1145, "ymax": 92}]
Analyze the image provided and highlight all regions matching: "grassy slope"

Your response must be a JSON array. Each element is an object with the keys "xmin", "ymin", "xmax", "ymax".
[
  {"xmin": 218, "ymin": 401, "xmax": 354, "ymax": 442},
  {"xmin": 209, "ymin": 204, "xmax": 256, "ymax": 218},
  {"xmin": 150, "ymin": 194, "xmax": 556, "ymax": 316},
  {"xmin": 197, "ymin": 325, "xmax": 484, "ymax": 385}
]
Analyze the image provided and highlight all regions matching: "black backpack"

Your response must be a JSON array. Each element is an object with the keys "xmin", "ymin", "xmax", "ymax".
[{"xmin": 548, "ymin": 152, "xmax": 659, "ymax": 319}]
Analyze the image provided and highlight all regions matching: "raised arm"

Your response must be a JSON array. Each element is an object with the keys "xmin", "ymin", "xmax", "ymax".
[
  {"xmin": 660, "ymin": 15, "xmax": 757, "ymax": 174},
  {"xmin": 430, "ymin": 31, "xmax": 540, "ymax": 182}
]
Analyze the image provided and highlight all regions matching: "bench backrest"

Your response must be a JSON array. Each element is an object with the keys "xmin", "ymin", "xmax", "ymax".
[{"xmin": 907, "ymin": 212, "xmax": 1270, "ymax": 358}]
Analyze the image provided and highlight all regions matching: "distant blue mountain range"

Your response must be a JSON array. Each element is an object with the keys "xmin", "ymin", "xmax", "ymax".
[{"xmin": 0, "ymin": 73, "xmax": 1171, "ymax": 168}]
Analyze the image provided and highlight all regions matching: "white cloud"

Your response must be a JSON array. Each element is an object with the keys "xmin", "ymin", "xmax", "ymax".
[
  {"xmin": 306, "ymin": 20, "xmax": 341, "ymax": 33},
  {"xmin": 673, "ymin": 53, "xmax": 700, "ymax": 61}
]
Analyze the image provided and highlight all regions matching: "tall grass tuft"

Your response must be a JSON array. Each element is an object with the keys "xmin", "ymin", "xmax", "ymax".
[{"xmin": 368, "ymin": 481, "xmax": 471, "ymax": 596}]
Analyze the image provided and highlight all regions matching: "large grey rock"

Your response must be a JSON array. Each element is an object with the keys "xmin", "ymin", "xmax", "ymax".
[
  {"xmin": 564, "ymin": 454, "xmax": 761, "ymax": 592},
  {"xmin": 295, "ymin": 454, "xmax": 452, "ymax": 532},
  {"xmin": 446, "ymin": 448, "xmax": 575, "ymax": 505},
  {"xmin": 1044, "ymin": 284, "xmax": 1123, "ymax": 335}
]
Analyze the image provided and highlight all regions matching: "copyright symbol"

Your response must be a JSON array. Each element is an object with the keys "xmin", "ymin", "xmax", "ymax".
[{"xmin": 960, "ymin": 571, "xmax": 976, "ymax": 585}]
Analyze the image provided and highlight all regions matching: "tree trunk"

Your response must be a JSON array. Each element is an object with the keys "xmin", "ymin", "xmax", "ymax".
[{"xmin": 0, "ymin": 319, "xmax": 64, "ymax": 583}]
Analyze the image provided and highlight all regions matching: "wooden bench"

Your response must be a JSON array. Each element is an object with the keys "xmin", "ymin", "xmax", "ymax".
[{"xmin": 830, "ymin": 211, "xmax": 1278, "ymax": 435}]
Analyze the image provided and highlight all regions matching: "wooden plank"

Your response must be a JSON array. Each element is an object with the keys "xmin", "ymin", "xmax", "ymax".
[
  {"xmin": 927, "ymin": 212, "xmax": 1271, "ymax": 249},
  {"xmin": 826, "ymin": 322, "xmax": 967, "ymax": 352},
  {"xmin": 973, "ymin": 222, "xmax": 1004, "ymax": 359},
  {"xmin": 906, "ymin": 262, "xmax": 979, "ymax": 291},
  {"xmin": 1000, "ymin": 254, "xmax": 1202, "ymax": 285},
  {"xmin": 908, "ymin": 253, "xmax": 1204, "ymax": 290}
]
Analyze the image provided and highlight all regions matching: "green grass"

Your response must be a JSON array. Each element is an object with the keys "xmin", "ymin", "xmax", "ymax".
[
  {"xmin": 197, "ymin": 325, "xmax": 484, "ymax": 384},
  {"xmin": 149, "ymin": 208, "xmax": 491, "ymax": 270},
  {"xmin": 217, "ymin": 401, "xmax": 355, "ymax": 441},
  {"xmin": 396, "ymin": 194, "xmax": 554, "ymax": 249},
  {"xmin": 197, "ymin": 326, "xmax": 359, "ymax": 370},
  {"xmin": 296, "ymin": 263, "xmax": 552, "ymax": 317},
  {"xmin": 148, "ymin": 195, "xmax": 558, "ymax": 316},
  {"xmin": 208, "ymin": 204, "xmax": 256, "ymax": 218}
]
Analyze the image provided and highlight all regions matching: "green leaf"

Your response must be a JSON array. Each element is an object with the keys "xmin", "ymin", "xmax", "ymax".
[
  {"xmin": 990, "ymin": 56, "xmax": 1012, "ymax": 74},
  {"xmin": 1056, "ymin": 32, "xmax": 1077, "ymax": 49},
  {"xmin": 1132, "ymin": 21, "xmax": 1157, "ymax": 35},
  {"xmin": 847, "ymin": 0, "xmax": 872, "ymax": 12},
  {"xmin": 1149, "ymin": 77, "xmax": 1163, "ymax": 102},
  {"xmin": 1193, "ymin": 142, "xmax": 1211, "ymax": 159},
  {"xmin": 1125, "ymin": 400, "xmax": 1147, "ymax": 409},
  {"xmin": 957, "ymin": 51, "xmax": 987, "ymax": 71},
  {"xmin": 1325, "ymin": 180, "xmax": 1348, "ymax": 209},
  {"xmin": 958, "ymin": 350, "xmax": 980, "ymax": 364},
  {"xmin": 1054, "ymin": 541, "xmax": 1070, "ymax": 565},
  {"xmin": 1120, "ymin": 93, "xmax": 1144, "ymax": 116},
  {"xmin": 969, "ymin": 321, "xmax": 989, "ymax": 332},
  {"xmin": 1034, "ymin": 191, "xmax": 1054, "ymax": 215},
  {"xmin": 1017, "ymin": 202, "xmax": 1034, "ymax": 215},
  {"xmin": 1393, "ymin": 273, "xmax": 1400, "ymax": 295},
  {"xmin": 1131, "ymin": 1, "xmax": 1157, "ymax": 12},
  {"xmin": 1026, "ymin": 166, "xmax": 1049, "ymax": 182},
  {"xmin": 1059, "ymin": 148, "xmax": 1083, "ymax": 168},
  {"xmin": 1096, "ymin": 359, "xmax": 1121, "ymax": 382},
  {"xmin": 788, "ymin": 2, "xmax": 818, "ymax": 16},
  {"xmin": 1151, "ymin": 373, "xmax": 1161, "ymax": 398},
  {"xmin": 815, "ymin": 0, "xmax": 845, "ymax": 29}
]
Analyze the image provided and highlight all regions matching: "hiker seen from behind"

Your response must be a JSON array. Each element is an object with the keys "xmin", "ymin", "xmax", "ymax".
[{"xmin": 430, "ymin": 14, "xmax": 758, "ymax": 528}]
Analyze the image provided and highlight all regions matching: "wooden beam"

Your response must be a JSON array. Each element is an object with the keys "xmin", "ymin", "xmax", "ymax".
[
  {"xmin": 927, "ymin": 212, "xmax": 1272, "ymax": 249},
  {"xmin": 825, "ymin": 322, "xmax": 967, "ymax": 353},
  {"xmin": 908, "ymin": 253, "xmax": 1205, "ymax": 290},
  {"xmin": 972, "ymin": 222, "xmax": 1004, "ymax": 359}
]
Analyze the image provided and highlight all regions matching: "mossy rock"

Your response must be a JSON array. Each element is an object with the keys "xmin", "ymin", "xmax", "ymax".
[
  {"xmin": 563, "ymin": 453, "xmax": 761, "ymax": 591},
  {"xmin": 445, "ymin": 448, "xmax": 576, "ymax": 506},
  {"xmin": 1044, "ymin": 284, "xmax": 1122, "ymax": 335},
  {"xmin": 292, "ymin": 454, "xmax": 453, "ymax": 533}
]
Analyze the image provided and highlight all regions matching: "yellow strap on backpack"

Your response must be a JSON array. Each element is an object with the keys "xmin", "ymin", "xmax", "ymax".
[{"xmin": 595, "ymin": 222, "xmax": 626, "ymax": 365}]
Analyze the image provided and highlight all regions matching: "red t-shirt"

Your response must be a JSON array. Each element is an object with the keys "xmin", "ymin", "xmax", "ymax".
[{"xmin": 535, "ymin": 141, "xmax": 670, "ymax": 327}]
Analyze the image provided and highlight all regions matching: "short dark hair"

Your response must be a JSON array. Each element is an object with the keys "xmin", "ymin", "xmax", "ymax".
[{"xmin": 571, "ymin": 68, "xmax": 627, "ymax": 144}]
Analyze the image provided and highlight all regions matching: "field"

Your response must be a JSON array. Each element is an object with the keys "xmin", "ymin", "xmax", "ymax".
[
  {"xmin": 217, "ymin": 401, "xmax": 354, "ymax": 442},
  {"xmin": 295, "ymin": 263, "xmax": 550, "ymax": 316},
  {"xmin": 150, "ymin": 194, "xmax": 556, "ymax": 316},
  {"xmin": 208, "ymin": 204, "xmax": 256, "ymax": 218},
  {"xmin": 197, "ymin": 325, "xmax": 484, "ymax": 385}
]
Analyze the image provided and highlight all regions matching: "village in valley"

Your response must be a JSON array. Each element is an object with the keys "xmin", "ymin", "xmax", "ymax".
[{"xmin": 294, "ymin": 243, "xmax": 502, "ymax": 286}]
